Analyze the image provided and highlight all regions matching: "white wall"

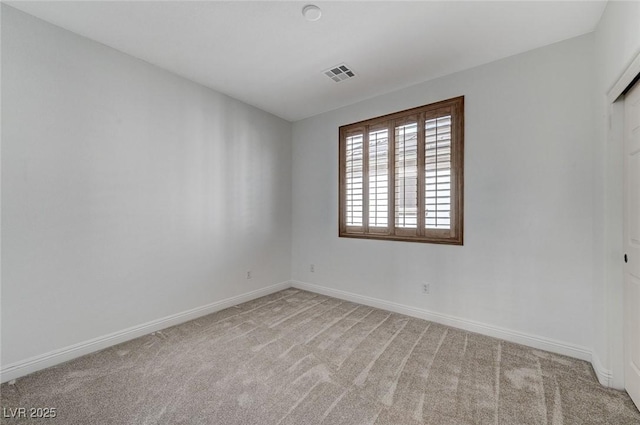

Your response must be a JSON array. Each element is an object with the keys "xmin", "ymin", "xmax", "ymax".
[
  {"xmin": 4, "ymin": 1, "xmax": 634, "ymax": 389},
  {"xmin": 592, "ymin": 1, "xmax": 640, "ymax": 389},
  {"xmin": 1, "ymin": 6, "xmax": 292, "ymax": 370},
  {"xmin": 292, "ymin": 34, "xmax": 596, "ymax": 354}
]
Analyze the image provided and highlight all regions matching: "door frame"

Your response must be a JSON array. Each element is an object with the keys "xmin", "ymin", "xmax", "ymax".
[
  {"xmin": 607, "ymin": 51, "xmax": 640, "ymax": 390},
  {"xmin": 607, "ymin": 53, "xmax": 640, "ymax": 104}
]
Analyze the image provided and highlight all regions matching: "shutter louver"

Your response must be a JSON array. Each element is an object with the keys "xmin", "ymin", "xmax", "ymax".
[
  {"xmin": 425, "ymin": 115, "xmax": 452, "ymax": 229},
  {"xmin": 369, "ymin": 128, "xmax": 389, "ymax": 228},
  {"xmin": 395, "ymin": 121, "xmax": 418, "ymax": 229},
  {"xmin": 346, "ymin": 133, "xmax": 364, "ymax": 226}
]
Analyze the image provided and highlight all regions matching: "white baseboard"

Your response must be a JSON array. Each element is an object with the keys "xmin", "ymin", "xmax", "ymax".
[
  {"xmin": 0, "ymin": 281, "xmax": 291, "ymax": 383},
  {"xmin": 4, "ymin": 280, "xmax": 611, "ymax": 388},
  {"xmin": 292, "ymin": 280, "xmax": 593, "ymax": 363},
  {"xmin": 591, "ymin": 352, "xmax": 613, "ymax": 387}
]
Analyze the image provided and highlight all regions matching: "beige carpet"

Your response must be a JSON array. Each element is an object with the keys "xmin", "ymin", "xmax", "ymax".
[{"xmin": 1, "ymin": 289, "xmax": 639, "ymax": 424}]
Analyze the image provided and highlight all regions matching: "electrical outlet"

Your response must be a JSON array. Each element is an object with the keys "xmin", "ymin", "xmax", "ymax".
[
  {"xmin": 246, "ymin": 271, "xmax": 252, "ymax": 280},
  {"xmin": 422, "ymin": 283, "xmax": 430, "ymax": 294},
  {"xmin": 310, "ymin": 264, "xmax": 315, "ymax": 272}
]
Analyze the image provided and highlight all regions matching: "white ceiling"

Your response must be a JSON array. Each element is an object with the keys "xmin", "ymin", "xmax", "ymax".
[{"xmin": 7, "ymin": 1, "xmax": 607, "ymax": 122}]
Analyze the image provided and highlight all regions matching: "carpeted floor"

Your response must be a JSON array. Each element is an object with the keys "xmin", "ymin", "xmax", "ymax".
[{"xmin": 1, "ymin": 289, "xmax": 639, "ymax": 424}]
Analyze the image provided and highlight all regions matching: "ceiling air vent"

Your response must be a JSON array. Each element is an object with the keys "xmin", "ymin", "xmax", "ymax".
[{"xmin": 324, "ymin": 64, "xmax": 356, "ymax": 83}]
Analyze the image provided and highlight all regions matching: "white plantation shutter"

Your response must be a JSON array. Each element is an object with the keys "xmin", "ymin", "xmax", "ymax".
[
  {"xmin": 425, "ymin": 115, "xmax": 452, "ymax": 229},
  {"xmin": 368, "ymin": 128, "xmax": 389, "ymax": 228},
  {"xmin": 345, "ymin": 132, "xmax": 364, "ymax": 227},
  {"xmin": 394, "ymin": 120, "xmax": 418, "ymax": 230},
  {"xmin": 340, "ymin": 96, "xmax": 463, "ymax": 244}
]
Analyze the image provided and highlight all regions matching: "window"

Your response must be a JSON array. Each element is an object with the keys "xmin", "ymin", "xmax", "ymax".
[{"xmin": 339, "ymin": 96, "xmax": 464, "ymax": 245}]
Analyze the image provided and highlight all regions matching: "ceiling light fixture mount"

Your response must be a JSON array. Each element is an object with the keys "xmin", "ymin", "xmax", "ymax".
[{"xmin": 302, "ymin": 5, "xmax": 322, "ymax": 22}]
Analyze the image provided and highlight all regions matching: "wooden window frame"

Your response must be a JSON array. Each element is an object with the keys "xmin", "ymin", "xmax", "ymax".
[{"xmin": 339, "ymin": 96, "xmax": 464, "ymax": 245}]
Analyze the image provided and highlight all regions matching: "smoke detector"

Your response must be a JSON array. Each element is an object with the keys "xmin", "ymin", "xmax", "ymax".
[
  {"xmin": 302, "ymin": 5, "xmax": 322, "ymax": 22},
  {"xmin": 324, "ymin": 64, "xmax": 356, "ymax": 83}
]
